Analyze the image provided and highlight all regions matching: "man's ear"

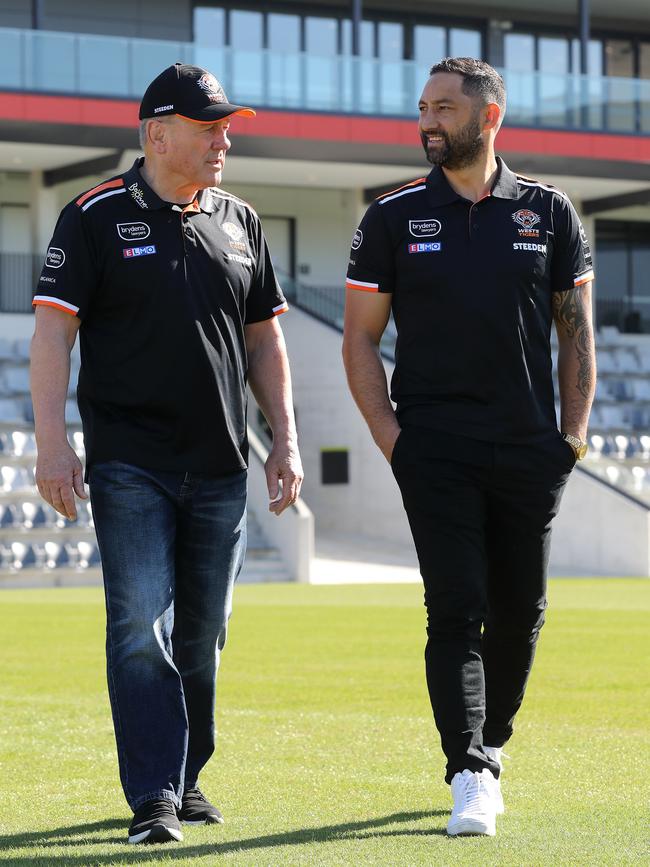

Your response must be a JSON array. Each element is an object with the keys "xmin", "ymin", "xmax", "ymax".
[
  {"xmin": 147, "ymin": 119, "xmax": 169, "ymax": 154},
  {"xmin": 483, "ymin": 102, "xmax": 502, "ymax": 132}
]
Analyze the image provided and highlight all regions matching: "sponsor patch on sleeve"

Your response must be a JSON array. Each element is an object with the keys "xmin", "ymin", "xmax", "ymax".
[{"xmin": 45, "ymin": 247, "xmax": 66, "ymax": 268}]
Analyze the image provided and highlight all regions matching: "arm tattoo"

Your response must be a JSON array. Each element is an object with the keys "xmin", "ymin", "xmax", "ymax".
[{"xmin": 552, "ymin": 288, "xmax": 594, "ymax": 399}]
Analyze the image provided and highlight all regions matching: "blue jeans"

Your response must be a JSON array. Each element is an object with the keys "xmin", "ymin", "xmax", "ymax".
[{"xmin": 89, "ymin": 461, "xmax": 247, "ymax": 811}]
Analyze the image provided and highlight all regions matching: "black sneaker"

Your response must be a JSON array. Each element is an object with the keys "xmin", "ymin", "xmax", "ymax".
[
  {"xmin": 178, "ymin": 787, "xmax": 224, "ymax": 825},
  {"xmin": 128, "ymin": 798, "xmax": 184, "ymax": 844}
]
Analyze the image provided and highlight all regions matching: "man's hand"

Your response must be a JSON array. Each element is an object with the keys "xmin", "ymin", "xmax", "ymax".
[
  {"xmin": 375, "ymin": 423, "xmax": 402, "ymax": 464},
  {"xmin": 35, "ymin": 443, "xmax": 88, "ymax": 521},
  {"xmin": 265, "ymin": 440, "xmax": 303, "ymax": 516}
]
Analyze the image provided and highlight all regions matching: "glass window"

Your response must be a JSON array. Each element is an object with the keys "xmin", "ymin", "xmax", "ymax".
[
  {"xmin": 539, "ymin": 37, "xmax": 568, "ymax": 74},
  {"xmin": 570, "ymin": 39, "xmax": 604, "ymax": 130},
  {"xmin": 538, "ymin": 37, "xmax": 569, "ymax": 127},
  {"xmin": 640, "ymin": 44, "xmax": 650, "ymax": 131},
  {"xmin": 571, "ymin": 38, "xmax": 603, "ymax": 75},
  {"xmin": 341, "ymin": 19, "xmax": 374, "ymax": 56},
  {"xmin": 605, "ymin": 39, "xmax": 634, "ymax": 77},
  {"xmin": 504, "ymin": 34, "xmax": 535, "ymax": 126},
  {"xmin": 640, "ymin": 43, "xmax": 650, "ymax": 79},
  {"xmin": 230, "ymin": 10, "xmax": 262, "ymax": 51},
  {"xmin": 414, "ymin": 25, "xmax": 445, "ymax": 67},
  {"xmin": 449, "ymin": 28, "xmax": 481, "ymax": 59},
  {"xmin": 193, "ymin": 7, "xmax": 225, "ymax": 46},
  {"xmin": 230, "ymin": 10, "xmax": 263, "ymax": 103},
  {"xmin": 504, "ymin": 33, "xmax": 534, "ymax": 72},
  {"xmin": 268, "ymin": 13, "xmax": 301, "ymax": 108},
  {"xmin": 596, "ymin": 222, "xmax": 650, "ymax": 333},
  {"xmin": 378, "ymin": 22, "xmax": 402, "ymax": 61},
  {"xmin": 305, "ymin": 17, "xmax": 338, "ymax": 56},
  {"xmin": 268, "ymin": 14, "xmax": 300, "ymax": 53},
  {"xmin": 605, "ymin": 40, "xmax": 635, "ymax": 131}
]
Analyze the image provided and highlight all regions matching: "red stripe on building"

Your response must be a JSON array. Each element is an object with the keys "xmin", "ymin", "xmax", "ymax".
[{"xmin": 1, "ymin": 92, "xmax": 649, "ymax": 163}]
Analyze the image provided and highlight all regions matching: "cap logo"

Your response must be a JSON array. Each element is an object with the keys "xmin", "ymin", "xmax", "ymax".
[
  {"xmin": 154, "ymin": 104, "xmax": 174, "ymax": 113},
  {"xmin": 197, "ymin": 72, "xmax": 227, "ymax": 104}
]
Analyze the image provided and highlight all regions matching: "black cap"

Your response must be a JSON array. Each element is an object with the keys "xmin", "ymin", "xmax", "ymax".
[{"xmin": 139, "ymin": 63, "xmax": 256, "ymax": 122}]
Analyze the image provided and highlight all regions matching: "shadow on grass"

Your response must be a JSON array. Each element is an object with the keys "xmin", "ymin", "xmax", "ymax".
[{"xmin": 0, "ymin": 810, "xmax": 448, "ymax": 864}]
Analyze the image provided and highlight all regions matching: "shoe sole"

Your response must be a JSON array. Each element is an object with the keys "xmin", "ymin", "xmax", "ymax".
[
  {"xmin": 447, "ymin": 817, "xmax": 496, "ymax": 837},
  {"xmin": 128, "ymin": 823, "xmax": 184, "ymax": 844},
  {"xmin": 181, "ymin": 816, "xmax": 224, "ymax": 825}
]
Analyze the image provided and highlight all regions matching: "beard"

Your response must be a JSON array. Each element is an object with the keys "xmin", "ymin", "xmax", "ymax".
[{"xmin": 421, "ymin": 112, "xmax": 485, "ymax": 170}]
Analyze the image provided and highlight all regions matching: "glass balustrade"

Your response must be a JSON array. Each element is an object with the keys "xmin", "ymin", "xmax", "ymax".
[{"xmin": 0, "ymin": 27, "xmax": 649, "ymax": 135}]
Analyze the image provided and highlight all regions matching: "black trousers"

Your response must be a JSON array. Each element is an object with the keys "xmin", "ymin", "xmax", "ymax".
[{"xmin": 391, "ymin": 425, "xmax": 575, "ymax": 783}]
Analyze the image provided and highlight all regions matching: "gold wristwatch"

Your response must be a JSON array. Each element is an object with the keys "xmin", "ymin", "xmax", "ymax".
[{"xmin": 562, "ymin": 433, "xmax": 588, "ymax": 460}]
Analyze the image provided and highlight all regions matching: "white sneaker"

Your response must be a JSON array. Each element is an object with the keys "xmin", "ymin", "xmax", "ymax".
[
  {"xmin": 447, "ymin": 769, "xmax": 497, "ymax": 836},
  {"xmin": 483, "ymin": 745, "xmax": 505, "ymax": 815}
]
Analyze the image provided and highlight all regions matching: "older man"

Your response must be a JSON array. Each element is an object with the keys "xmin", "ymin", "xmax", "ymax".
[{"xmin": 31, "ymin": 63, "xmax": 302, "ymax": 844}]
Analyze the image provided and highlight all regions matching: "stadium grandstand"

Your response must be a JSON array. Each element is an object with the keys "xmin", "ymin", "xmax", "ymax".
[{"xmin": 0, "ymin": 0, "xmax": 649, "ymax": 582}]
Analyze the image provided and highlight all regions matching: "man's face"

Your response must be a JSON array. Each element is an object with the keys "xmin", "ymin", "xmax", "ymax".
[
  {"xmin": 160, "ymin": 116, "xmax": 232, "ymax": 189},
  {"xmin": 418, "ymin": 73, "xmax": 485, "ymax": 171}
]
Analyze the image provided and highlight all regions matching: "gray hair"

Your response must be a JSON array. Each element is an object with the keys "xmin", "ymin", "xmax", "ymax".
[{"xmin": 138, "ymin": 116, "xmax": 173, "ymax": 150}]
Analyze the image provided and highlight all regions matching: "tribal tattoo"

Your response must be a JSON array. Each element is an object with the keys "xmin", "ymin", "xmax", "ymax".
[{"xmin": 552, "ymin": 287, "xmax": 594, "ymax": 399}]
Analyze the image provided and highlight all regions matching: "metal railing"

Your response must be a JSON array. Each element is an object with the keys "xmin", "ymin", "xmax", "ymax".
[{"xmin": 1, "ymin": 27, "xmax": 649, "ymax": 135}]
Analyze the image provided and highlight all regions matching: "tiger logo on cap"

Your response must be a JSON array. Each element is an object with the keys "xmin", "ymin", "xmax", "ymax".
[{"xmin": 197, "ymin": 73, "xmax": 227, "ymax": 104}]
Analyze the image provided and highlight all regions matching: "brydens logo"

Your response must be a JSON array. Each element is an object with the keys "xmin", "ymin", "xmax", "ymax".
[
  {"xmin": 408, "ymin": 242, "xmax": 441, "ymax": 253},
  {"xmin": 123, "ymin": 245, "xmax": 157, "ymax": 258},
  {"xmin": 45, "ymin": 247, "xmax": 65, "ymax": 268},
  {"xmin": 117, "ymin": 222, "xmax": 150, "ymax": 241},
  {"xmin": 409, "ymin": 219, "xmax": 441, "ymax": 238}
]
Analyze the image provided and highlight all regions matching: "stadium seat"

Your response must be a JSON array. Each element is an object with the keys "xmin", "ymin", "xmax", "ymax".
[
  {"xmin": 0, "ymin": 503, "xmax": 19, "ymax": 527},
  {"xmin": 10, "ymin": 430, "xmax": 37, "ymax": 457},
  {"xmin": 1, "ymin": 465, "xmax": 31, "ymax": 493},
  {"xmin": 631, "ymin": 379, "xmax": 650, "ymax": 401},
  {"xmin": 615, "ymin": 349, "xmax": 639, "ymax": 374},
  {"xmin": 13, "ymin": 338, "xmax": 31, "ymax": 361},
  {"xmin": 77, "ymin": 541, "xmax": 101, "ymax": 569},
  {"xmin": 0, "ymin": 399, "xmax": 25, "ymax": 425},
  {"xmin": 9, "ymin": 541, "xmax": 38, "ymax": 570},
  {"xmin": 596, "ymin": 350, "xmax": 618, "ymax": 374},
  {"xmin": 2, "ymin": 366, "xmax": 30, "ymax": 395},
  {"xmin": 43, "ymin": 541, "xmax": 70, "ymax": 570},
  {"xmin": 65, "ymin": 400, "xmax": 82, "ymax": 424},
  {"xmin": 0, "ymin": 337, "xmax": 15, "ymax": 361},
  {"xmin": 21, "ymin": 502, "xmax": 48, "ymax": 529}
]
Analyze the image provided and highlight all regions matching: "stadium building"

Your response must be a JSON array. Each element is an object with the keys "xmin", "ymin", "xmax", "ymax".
[{"xmin": 0, "ymin": 0, "xmax": 649, "ymax": 582}]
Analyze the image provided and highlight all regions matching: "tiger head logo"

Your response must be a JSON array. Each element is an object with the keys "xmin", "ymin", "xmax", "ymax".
[{"xmin": 512, "ymin": 209, "xmax": 541, "ymax": 229}]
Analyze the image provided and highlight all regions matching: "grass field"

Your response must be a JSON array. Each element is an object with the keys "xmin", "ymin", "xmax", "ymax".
[{"xmin": 0, "ymin": 580, "xmax": 648, "ymax": 866}]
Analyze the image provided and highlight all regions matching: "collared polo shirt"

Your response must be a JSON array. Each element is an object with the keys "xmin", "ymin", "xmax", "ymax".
[
  {"xmin": 346, "ymin": 157, "xmax": 594, "ymax": 443},
  {"xmin": 34, "ymin": 158, "xmax": 288, "ymax": 475}
]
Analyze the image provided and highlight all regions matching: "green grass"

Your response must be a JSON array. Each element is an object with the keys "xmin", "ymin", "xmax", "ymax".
[{"xmin": 0, "ymin": 580, "xmax": 648, "ymax": 866}]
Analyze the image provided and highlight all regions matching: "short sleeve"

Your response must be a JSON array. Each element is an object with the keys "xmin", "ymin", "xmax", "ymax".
[
  {"xmin": 33, "ymin": 202, "xmax": 97, "ymax": 318},
  {"xmin": 550, "ymin": 195, "xmax": 594, "ymax": 293},
  {"xmin": 244, "ymin": 217, "xmax": 288, "ymax": 324},
  {"xmin": 346, "ymin": 201, "xmax": 395, "ymax": 294}
]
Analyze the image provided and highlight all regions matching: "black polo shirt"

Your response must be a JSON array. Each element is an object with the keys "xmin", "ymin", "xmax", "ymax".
[
  {"xmin": 346, "ymin": 157, "xmax": 594, "ymax": 443},
  {"xmin": 34, "ymin": 158, "xmax": 288, "ymax": 475}
]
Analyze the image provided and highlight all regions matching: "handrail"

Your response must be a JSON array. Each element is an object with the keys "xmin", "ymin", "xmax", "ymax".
[{"xmin": 0, "ymin": 27, "xmax": 649, "ymax": 135}]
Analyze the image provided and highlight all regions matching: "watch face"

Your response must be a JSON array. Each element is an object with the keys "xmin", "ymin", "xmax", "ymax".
[{"xmin": 576, "ymin": 442, "xmax": 588, "ymax": 460}]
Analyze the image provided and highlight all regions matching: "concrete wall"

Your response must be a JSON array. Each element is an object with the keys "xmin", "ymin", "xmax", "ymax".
[
  {"xmin": 226, "ymin": 182, "xmax": 361, "ymax": 289},
  {"xmin": 280, "ymin": 306, "xmax": 412, "ymax": 544}
]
